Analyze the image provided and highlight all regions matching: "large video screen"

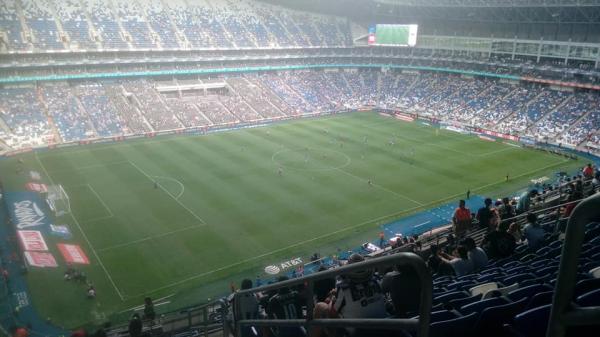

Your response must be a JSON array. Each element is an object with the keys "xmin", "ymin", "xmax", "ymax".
[{"xmin": 368, "ymin": 24, "xmax": 418, "ymax": 47}]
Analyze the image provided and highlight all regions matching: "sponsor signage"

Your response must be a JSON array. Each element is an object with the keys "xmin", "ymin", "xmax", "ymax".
[
  {"xmin": 57, "ymin": 244, "xmax": 90, "ymax": 265},
  {"xmin": 25, "ymin": 182, "xmax": 48, "ymax": 193},
  {"xmin": 264, "ymin": 257, "xmax": 303, "ymax": 275},
  {"xmin": 24, "ymin": 251, "xmax": 58, "ymax": 268},
  {"xmin": 8, "ymin": 192, "xmax": 49, "ymax": 230},
  {"xmin": 17, "ymin": 230, "xmax": 48, "ymax": 251},
  {"xmin": 50, "ymin": 224, "xmax": 72, "ymax": 239}
]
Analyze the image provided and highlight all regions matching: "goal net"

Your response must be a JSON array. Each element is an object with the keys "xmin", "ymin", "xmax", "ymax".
[{"xmin": 46, "ymin": 185, "xmax": 71, "ymax": 216}]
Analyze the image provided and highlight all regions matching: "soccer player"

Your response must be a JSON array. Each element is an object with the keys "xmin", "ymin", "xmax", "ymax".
[
  {"xmin": 466, "ymin": 189, "xmax": 471, "ymax": 199},
  {"xmin": 506, "ymin": 173, "xmax": 510, "ymax": 182},
  {"xmin": 367, "ymin": 179, "xmax": 373, "ymax": 187},
  {"xmin": 278, "ymin": 167, "xmax": 283, "ymax": 176}
]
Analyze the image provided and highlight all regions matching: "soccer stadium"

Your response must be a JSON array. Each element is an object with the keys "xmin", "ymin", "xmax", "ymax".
[{"xmin": 0, "ymin": 0, "xmax": 599, "ymax": 336}]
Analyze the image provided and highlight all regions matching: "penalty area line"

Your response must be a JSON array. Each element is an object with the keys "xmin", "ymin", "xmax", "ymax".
[{"xmin": 34, "ymin": 152, "xmax": 126, "ymax": 301}]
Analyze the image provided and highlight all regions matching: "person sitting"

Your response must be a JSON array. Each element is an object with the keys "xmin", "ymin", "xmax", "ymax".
[
  {"xmin": 507, "ymin": 222, "xmax": 522, "ymax": 242},
  {"xmin": 313, "ymin": 253, "xmax": 389, "ymax": 337},
  {"xmin": 381, "ymin": 264, "xmax": 421, "ymax": 318},
  {"xmin": 87, "ymin": 285, "xmax": 96, "ymax": 299},
  {"xmin": 523, "ymin": 213, "xmax": 545, "ymax": 251},
  {"xmin": 462, "ymin": 237, "xmax": 488, "ymax": 271},
  {"xmin": 128, "ymin": 314, "xmax": 143, "ymax": 337},
  {"xmin": 482, "ymin": 223, "xmax": 517, "ymax": 259},
  {"xmin": 439, "ymin": 245, "xmax": 473, "ymax": 277}
]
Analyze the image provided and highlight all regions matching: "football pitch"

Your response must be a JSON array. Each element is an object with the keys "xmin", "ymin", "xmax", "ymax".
[{"xmin": 0, "ymin": 112, "xmax": 582, "ymax": 327}]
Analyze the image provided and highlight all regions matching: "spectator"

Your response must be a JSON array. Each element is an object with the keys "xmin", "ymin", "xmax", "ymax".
[
  {"xmin": 313, "ymin": 265, "xmax": 335, "ymax": 303},
  {"xmin": 523, "ymin": 213, "xmax": 545, "ymax": 251},
  {"xmin": 143, "ymin": 297, "xmax": 156, "ymax": 322},
  {"xmin": 498, "ymin": 197, "xmax": 516, "ymax": 220},
  {"xmin": 507, "ymin": 222, "xmax": 522, "ymax": 242},
  {"xmin": 476, "ymin": 198, "xmax": 495, "ymax": 231},
  {"xmin": 462, "ymin": 237, "xmax": 488, "ymax": 271},
  {"xmin": 582, "ymin": 163, "xmax": 594, "ymax": 179},
  {"xmin": 481, "ymin": 224, "xmax": 517, "ymax": 260},
  {"xmin": 266, "ymin": 276, "xmax": 304, "ymax": 337},
  {"xmin": 381, "ymin": 264, "xmax": 421, "ymax": 317},
  {"xmin": 439, "ymin": 245, "xmax": 473, "ymax": 277},
  {"xmin": 452, "ymin": 200, "xmax": 472, "ymax": 237},
  {"xmin": 330, "ymin": 253, "xmax": 387, "ymax": 337},
  {"xmin": 517, "ymin": 189, "xmax": 538, "ymax": 214},
  {"xmin": 128, "ymin": 313, "xmax": 143, "ymax": 337},
  {"xmin": 234, "ymin": 279, "xmax": 260, "ymax": 337}
]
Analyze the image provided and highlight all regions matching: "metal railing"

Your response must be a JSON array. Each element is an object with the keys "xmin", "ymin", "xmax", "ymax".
[
  {"xmin": 232, "ymin": 252, "xmax": 432, "ymax": 337},
  {"xmin": 547, "ymin": 193, "xmax": 600, "ymax": 337}
]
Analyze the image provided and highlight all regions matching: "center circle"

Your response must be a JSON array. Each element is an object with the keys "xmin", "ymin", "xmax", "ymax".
[{"xmin": 272, "ymin": 148, "xmax": 351, "ymax": 171}]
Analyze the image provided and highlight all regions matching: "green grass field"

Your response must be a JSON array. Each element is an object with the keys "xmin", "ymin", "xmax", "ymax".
[{"xmin": 0, "ymin": 112, "xmax": 582, "ymax": 328}]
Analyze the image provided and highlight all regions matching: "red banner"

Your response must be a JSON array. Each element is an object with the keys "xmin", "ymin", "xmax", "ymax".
[
  {"xmin": 24, "ymin": 251, "xmax": 58, "ymax": 268},
  {"xmin": 57, "ymin": 244, "xmax": 90, "ymax": 265},
  {"xmin": 17, "ymin": 230, "xmax": 49, "ymax": 251}
]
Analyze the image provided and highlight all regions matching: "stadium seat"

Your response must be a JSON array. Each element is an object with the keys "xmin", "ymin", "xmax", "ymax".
[
  {"xmin": 483, "ymin": 283, "xmax": 519, "ymax": 299},
  {"xmin": 503, "ymin": 273, "xmax": 537, "ymax": 285},
  {"xmin": 433, "ymin": 291, "xmax": 469, "ymax": 305},
  {"xmin": 511, "ymin": 304, "xmax": 552, "ymax": 337},
  {"xmin": 574, "ymin": 278, "xmax": 600, "ymax": 297},
  {"xmin": 507, "ymin": 284, "xmax": 553, "ymax": 301},
  {"xmin": 459, "ymin": 297, "xmax": 508, "ymax": 316},
  {"xmin": 473, "ymin": 297, "xmax": 529, "ymax": 337},
  {"xmin": 429, "ymin": 311, "xmax": 478, "ymax": 337},
  {"xmin": 469, "ymin": 282, "xmax": 498, "ymax": 297},
  {"xmin": 526, "ymin": 291, "xmax": 555, "ymax": 310},
  {"xmin": 577, "ymin": 288, "xmax": 600, "ymax": 307},
  {"xmin": 448, "ymin": 294, "xmax": 483, "ymax": 310},
  {"xmin": 590, "ymin": 266, "xmax": 600, "ymax": 279}
]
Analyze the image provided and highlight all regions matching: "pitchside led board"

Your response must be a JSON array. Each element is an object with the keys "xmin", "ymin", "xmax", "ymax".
[{"xmin": 368, "ymin": 24, "xmax": 418, "ymax": 47}]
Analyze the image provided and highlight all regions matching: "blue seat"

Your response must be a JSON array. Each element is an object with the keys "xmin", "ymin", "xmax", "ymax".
[
  {"xmin": 536, "ymin": 246, "xmax": 551, "ymax": 257},
  {"xmin": 574, "ymin": 278, "xmax": 600, "ymax": 297},
  {"xmin": 577, "ymin": 288, "xmax": 600, "ymax": 307},
  {"xmin": 504, "ymin": 265, "xmax": 530, "ymax": 275},
  {"xmin": 429, "ymin": 311, "xmax": 478, "ymax": 337},
  {"xmin": 582, "ymin": 245, "xmax": 600, "ymax": 258},
  {"xmin": 526, "ymin": 290, "xmax": 554, "ymax": 310},
  {"xmin": 502, "ymin": 273, "xmax": 536, "ymax": 286},
  {"xmin": 448, "ymin": 294, "xmax": 482, "ymax": 309},
  {"xmin": 476, "ymin": 272, "xmax": 503, "ymax": 283},
  {"xmin": 548, "ymin": 240, "xmax": 562, "ymax": 249},
  {"xmin": 445, "ymin": 281, "xmax": 476, "ymax": 291},
  {"xmin": 530, "ymin": 259, "xmax": 551, "ymax": 268},
  {"xmin": 459, "ymin": 297, "xmax": 508, "ymax": 316},
  {"xmin": 429, "ymin": 310, "xmax": 458, "ymax": 323},
  {"xmin": 588, "ymin": 236, "xmax": 600, "ymax": 246},
  {"xmin": 507, "ymin": 284, "xmax": 552, "ymax": 302},
  {"xmin": 473, "ymin": 297, "xmax": 528, "ymax": 337},
  {"xmin": 512, "ymin": 304, "xmax": 552, "ymax": 337},
  {"xmin": 433, "ymin": 291, "xmax": 469, "ymax": 304},
  {"xmin": 534, "ymin": 266, "xmax": 558, "ymax": 277},
  {"xmin": 502, "ymin": 260, "xmax": 522, "ymax": 269},
  {"xmin": 519, "ymin": 277, "xmax": 545, "ymax": 288}
]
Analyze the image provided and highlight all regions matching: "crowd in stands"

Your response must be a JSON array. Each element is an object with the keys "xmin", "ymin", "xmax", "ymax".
[
  {"xmin": 0, "ymin": 0, "xmax": 352, "ymax": 52},
  {"xmin": 225, "ymin": 164, "xmax": 600, "ymax": 337},
  {"xmin": 1, "ymin": 70, "xmax": 599, "ymax": 152}
]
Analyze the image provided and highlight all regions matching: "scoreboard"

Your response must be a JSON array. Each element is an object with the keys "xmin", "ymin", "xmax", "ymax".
[{"xmin": 368, "ymin": 24, "xmax": 418, "ymax": 47}]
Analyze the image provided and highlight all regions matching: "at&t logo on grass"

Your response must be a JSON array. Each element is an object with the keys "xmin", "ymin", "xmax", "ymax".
[{"xmin": 264, "ymin": 257, "xmax": 303, "ymax": 275}]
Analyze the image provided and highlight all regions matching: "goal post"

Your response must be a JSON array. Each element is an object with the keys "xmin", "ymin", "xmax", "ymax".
[{"xmin": 46, "ymin": 185, "xmax": 71, "ymax": 216}]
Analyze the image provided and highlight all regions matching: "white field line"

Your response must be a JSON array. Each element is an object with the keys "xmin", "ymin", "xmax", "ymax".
[
  {"xmin": 118, "ymin": 293, "xmax": 175, "ymax": 313},
  {"xmin": 127, "ymin": 160, "xmax": 206, "ymax": 224},
  {"xmin": 86, "ymin": 184, "xmax": 114, "ymax": 218},
  {"xmin": 46, "ymin": 160, "xmax": 130, "ymax": 174},
  {"xmin": 84, "ymin": 215, "xmax": 115, "ymax": 223},
  {"xmin": 153, "ymin": 176, "xmax": 185, "ymax": 200},
  {"xmin": 478, "ymin": 147, "xmax": 518, "ymax": 157},
  {"xmin": 97, "ymin": 224, "xmax": 205, "ymax": 252},
  {"xmin": 413, "ymin": 221, "xmax": 431, "ymax": 228},
  {"xmin": 332, "ymin": 166, "xmax": 424, "ymax": 206},
  {"xmin": 34, "ymin": 152, "xmax": 126, "ymax": 301},
  {"xmin": 503, "ymin": 142, "xmax": 522, "ymax": 148},
  {"xmin": 132, "ymin": 156, "xmax": 571, "ymax": 298}
]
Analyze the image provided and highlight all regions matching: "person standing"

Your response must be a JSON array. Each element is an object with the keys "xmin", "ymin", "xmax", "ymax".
[{"xmin": 452, "ymin": 200, "xmax": 472, "ymax": 237}]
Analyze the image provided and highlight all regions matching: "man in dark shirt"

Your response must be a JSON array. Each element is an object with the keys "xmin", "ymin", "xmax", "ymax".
[
  {"xmin": 267, "ymin": 276, "xmax": 304, "ymax": 337},
  {"xmin": 481, "ymin": 226, "xmax": 516, "ymax": 259},
  {"xmin": 476, "ymin": 198, "xmax": 494, "ymax": 230}
]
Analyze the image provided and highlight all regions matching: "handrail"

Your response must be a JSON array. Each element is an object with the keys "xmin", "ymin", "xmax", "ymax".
[
  {"xmin": 547, "ymin": 193, "xmax": 600, "ymax": 337},
  {"xmin": 233, "ymin": 252, "xmax": 432, "ymax": 337}
]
